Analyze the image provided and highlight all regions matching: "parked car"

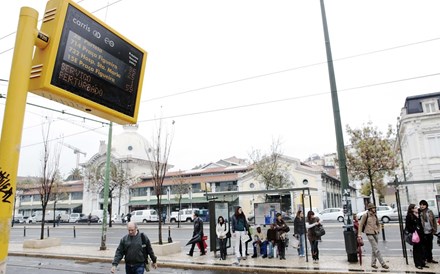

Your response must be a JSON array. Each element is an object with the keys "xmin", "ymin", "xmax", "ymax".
[
  {"xmin": 389, "ymin": 205, "xmax": 409, "ymax": 221},
  {"xmin": 23, "ymin": 215, "xmax": 35, "ymax": 224},
  {"xmin": 69, "ymin": 213, "xmax": 83, "ymax": 223},
  {"xmin": 76, "ymin": 214, "xmax": 100, "ymax": 223},
  {"xmin": 13, "ymin": 214, "xmax": 24, "ymax": 224},
  {"xmin": 131, "ymin": 209, "xmax": 159, "ymax": 223},
  {"xmin": 317, "ymin": 208, "xmax": 344, "ymax": 222},
  {"xmin": 358, "ymin": 205, "xmax": 395, "ymax": 223},
  {"xmin": 169, "ymin": 208, "xmax": 199, "ymax": 222}
]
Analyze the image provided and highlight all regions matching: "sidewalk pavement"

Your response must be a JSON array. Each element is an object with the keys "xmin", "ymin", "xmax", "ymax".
[{"xmin": 8, "ymin": 243, "xmax": 440, "ymax": 273}]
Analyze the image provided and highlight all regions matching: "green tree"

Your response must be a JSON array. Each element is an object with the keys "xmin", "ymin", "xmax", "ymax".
[
  {"xmin": 249, "ymin": 138, "xmax": 290, "ymax": 193},
  {"xmin": 66, "ymin": 167, "xmax": 82, "ymax": 181},
  {"xmin": 345, "ymin": 122, "xmax": 398, "ymax": 206}
]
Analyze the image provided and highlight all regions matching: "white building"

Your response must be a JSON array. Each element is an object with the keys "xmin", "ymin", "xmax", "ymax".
[
  {"xmin": 397, "ymin": 92, "xmax": 440, "ymax": 205},
  {"xmin": 81, "ymin": 124, "xmax": 154, "ymax": 216}
]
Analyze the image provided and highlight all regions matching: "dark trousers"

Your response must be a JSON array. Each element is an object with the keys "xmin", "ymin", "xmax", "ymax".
[
  {"xmin": 423, "ymin": 233, "xmax": 434, "ymax": 261},
  {"xmin": 277, "ymin": 240, "xmax": 285, "ymax": 259},
  {"xmin": 310, "ymin": 240, "xmax": 319, "ymax": 260},
  {"xmin": 413, "ymin": 242, "xmax": 425, "ymax": 267},
  {"xmin": 189, "ymin": 236, "xmax": 205, "ymax": 255},
  {"xmin": 239, "ymin": 240, "xmax": 249, "ymax": 256},
  {"xmin": 125, "ymin": 263, "xmax": 144, "ymax": 274},
  {"xmin": 219, "ymin": 238, "xmax": 227, "ymax": 259}
]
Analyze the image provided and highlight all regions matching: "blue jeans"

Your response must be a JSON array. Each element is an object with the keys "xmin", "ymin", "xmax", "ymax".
[
  {"xmin": 253, "ymin": 240, "xmax": 267, "ymax": 256},
  {"xmin": 125, "ymin": 263, "xmax": 144, "ymax": 274},
  {"xmin": 267, "ymin": 241, "xmax": 276, "ymax": 257},
  {"xmin": 297, "ymin": 234, "xmax": 305, "ymax": 256}
]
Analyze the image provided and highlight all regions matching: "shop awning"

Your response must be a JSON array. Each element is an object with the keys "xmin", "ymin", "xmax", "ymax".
[
  {"xmin": 127, "ymin": 197, "xmax": 209, "ymax": 206},
  {"xmin": 18, "ymin": 203, "xmax": 82, "ymax": 211}
]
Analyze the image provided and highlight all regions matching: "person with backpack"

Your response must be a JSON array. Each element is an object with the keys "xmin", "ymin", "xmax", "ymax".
[
  {"xmin": 357, "ymin": 203, "xmax": 389, "ymax": 270},
  {"xmin": 111, "ymin": 222, "xmax": 157, "ymax": 274}
]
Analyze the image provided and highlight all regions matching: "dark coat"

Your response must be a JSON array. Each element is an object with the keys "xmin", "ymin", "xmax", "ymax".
[
  {"xmin": 294, "ymin": 216, "xmax": 305, "ymax": 235},
  {"xmin": 112, "ymin": 231, "xmax": 157, "ymax": 266},
  {"xmin": 405, "ymin": 212, "xmax": 423, "ymax": 238},
  {"xmin": 307, "ymin": 217, "xmax": 320, "ymax": 242},
  {"xmin": 186, "ymin": 217, "xmax": 204, "ymax": 246}
]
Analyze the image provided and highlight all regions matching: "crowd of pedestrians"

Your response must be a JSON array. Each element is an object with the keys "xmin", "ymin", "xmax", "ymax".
[{"xmin": 109, "ymin": 202, "xmax": 440, "ymax": 272}]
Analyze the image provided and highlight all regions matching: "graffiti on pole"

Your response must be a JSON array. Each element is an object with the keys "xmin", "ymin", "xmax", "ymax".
[{"xmin": 0, "ymin": 169, "xmax": 12, "ymax": 203}]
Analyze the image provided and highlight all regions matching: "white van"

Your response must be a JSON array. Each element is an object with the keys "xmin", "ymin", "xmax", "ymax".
[
  {"xmin": 131, "ymin": 209, "xmax": 158, "ymax": 223},
  {"xmin": 69, "ymin": 213, "xmax": 84, "ymax": 223}
]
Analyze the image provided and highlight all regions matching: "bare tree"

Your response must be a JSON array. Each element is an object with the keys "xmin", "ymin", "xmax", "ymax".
[
  {"xmin": 172, "ymin": 170, "xmax": 189, "ymax": 228},
  {"xmin": 249, "ymin": 138, "xmax": 290, "ymax": 194},
  {"xmin": 147, "ymin": 119, "xmax": 175, "ymax": 245},
  {"xmin": 38, "ymin": 123, "xmax": 62, "ymax": 239}
]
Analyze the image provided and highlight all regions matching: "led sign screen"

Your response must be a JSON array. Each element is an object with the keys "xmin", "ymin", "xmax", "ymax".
[{"xmin": 29, "ymin": 0, "xmax": 147, "ymax": 124}]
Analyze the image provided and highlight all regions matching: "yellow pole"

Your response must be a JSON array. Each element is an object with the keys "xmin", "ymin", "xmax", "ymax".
[{"xmin": 0, "ymin": 7, "xmax": 39, "ymax": 273}]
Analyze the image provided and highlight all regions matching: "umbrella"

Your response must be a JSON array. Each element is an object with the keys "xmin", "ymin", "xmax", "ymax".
[
  {"xmin": 186, "ymin": 234, "xmax": 202, "ymax": 246},
  {"xmin": 357, "ymin": 237, "xmax": 364, "ymax": 266}
]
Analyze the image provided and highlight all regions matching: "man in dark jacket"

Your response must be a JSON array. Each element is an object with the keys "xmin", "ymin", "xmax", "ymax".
[
  {"xmin": 111, "ymin": 222, "xmax": 157, "ymax": 274},
  {"xmin": 187, "ymin": 211, "xmax": 205, "ymax": 256},
  {"xmin": 419, "ymin": 199, "xmax": 438, "ymax": 264}
]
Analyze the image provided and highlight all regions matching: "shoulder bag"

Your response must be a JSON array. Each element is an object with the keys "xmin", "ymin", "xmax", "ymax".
[{"xmin": 314, "ymin": 225, "xmax": 326, "ymax": 237}]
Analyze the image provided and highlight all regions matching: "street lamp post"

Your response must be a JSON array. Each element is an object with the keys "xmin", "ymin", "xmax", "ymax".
[{"xmin": 319, "ymin": 0, "xmax": 357, "ymax": 262}]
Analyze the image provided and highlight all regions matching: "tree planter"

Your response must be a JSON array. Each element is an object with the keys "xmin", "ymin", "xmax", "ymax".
[
  {"xmin": 151, "ymin": 241, "xmax": 181, "ymax": 256},
  {"xmin": 23, "ymin": 238, "xmax": 61, "ymax": 249}
]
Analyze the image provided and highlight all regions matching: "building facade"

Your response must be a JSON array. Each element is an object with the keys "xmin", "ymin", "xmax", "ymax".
[{"xmin": 397, "ymin": 92, "xmax": 440, "ymax": 205}]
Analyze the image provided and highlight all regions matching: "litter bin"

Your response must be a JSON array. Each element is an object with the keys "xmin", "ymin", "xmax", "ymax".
[{"xmin": 344, "ymin": 229, "xmax": 358, "ymax": 262}]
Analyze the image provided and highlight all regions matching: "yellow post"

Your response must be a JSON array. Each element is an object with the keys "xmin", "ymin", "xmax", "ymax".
[{"xmin": 0, "ymin": 7, "xmax": 40, "ymax": 273}]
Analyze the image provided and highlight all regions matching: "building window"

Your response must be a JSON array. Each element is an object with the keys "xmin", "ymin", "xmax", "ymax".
[
  {"xmin": 21, "ymin": 195, "xmax": 32, "ymax": 202},
  {"xmin": 427, "ymin": 135, "xmax": 440, "ymax": 157},
  {"xmin": 423, "ymin": 100, "xmax": 437, "ymax": 113},
  {"xmin": 131, "ymin": 187, "xmax": 149, "ymax": 197},
  {"xmin": 71, "ymin": 192, "xmax": 83, "ymax": 200}
]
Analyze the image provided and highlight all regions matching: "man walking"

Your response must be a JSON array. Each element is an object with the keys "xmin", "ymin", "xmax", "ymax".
[
  {"xmin": 357, "ymin": 203, "xmax": 389, "ymax": 270},
  {"xmin": 419, "ymin": 199, "xmax": 438, "ymax": 264},
  {"xmin": 111, "ymin": 222, "xmax": 157, "ymax": 274},
  {"xmin": 187, "ymin": 211, "xmax": 205, "ymax": 256}
]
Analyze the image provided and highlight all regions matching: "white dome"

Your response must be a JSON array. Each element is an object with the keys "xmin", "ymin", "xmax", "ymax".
[{"xmin": 111, "ymin": 125, "xmax": 151, "ymax": 160}]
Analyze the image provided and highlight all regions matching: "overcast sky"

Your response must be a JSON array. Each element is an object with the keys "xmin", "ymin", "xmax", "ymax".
[{"xmin": 1, "ymin": 0, "xmax": 440, "ymax": 178}]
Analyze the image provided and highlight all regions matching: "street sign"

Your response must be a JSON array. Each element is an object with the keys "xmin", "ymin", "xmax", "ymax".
[{"xmin": 29, "ymin": 0, "xmax": 147, "ymax": 124}]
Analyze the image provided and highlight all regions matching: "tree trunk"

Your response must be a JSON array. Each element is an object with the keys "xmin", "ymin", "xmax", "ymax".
[
  {"xmin": 157, "ymin": 195, "xmax": 163, "ymax": 244},
  {"xmin": 40, "ymin": 205, "xmax": 46, "ymax": 240}
]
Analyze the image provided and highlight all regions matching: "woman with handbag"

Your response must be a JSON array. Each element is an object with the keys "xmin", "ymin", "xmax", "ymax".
[
  {"xmin": 405, "ymin": 204, "xmax": 426, "ymax": 269},
  {"xmin": 216, "ymin": 216, "xmax": 229, "ymax": 261},
  {"xmin": 293, "ymin": 210, "xmax": 306, "ymax": 257},
  {"xmin": 306, "ymin": 211, "xmax": 321, "ymax": 262},
  {"xmin": 275, "ymin": 213, "xmax": 289, "ymax": 260}
]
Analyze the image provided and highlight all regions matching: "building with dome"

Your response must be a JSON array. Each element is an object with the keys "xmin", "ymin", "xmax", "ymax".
[{"xmin": 81, "ymin": 124, "xmax": 155, "ymax": 217}]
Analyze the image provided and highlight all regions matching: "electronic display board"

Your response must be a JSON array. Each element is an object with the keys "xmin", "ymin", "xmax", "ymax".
[{"xmin": 29, "ymin": 0, "xmax": 147, "ymax": 124}]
